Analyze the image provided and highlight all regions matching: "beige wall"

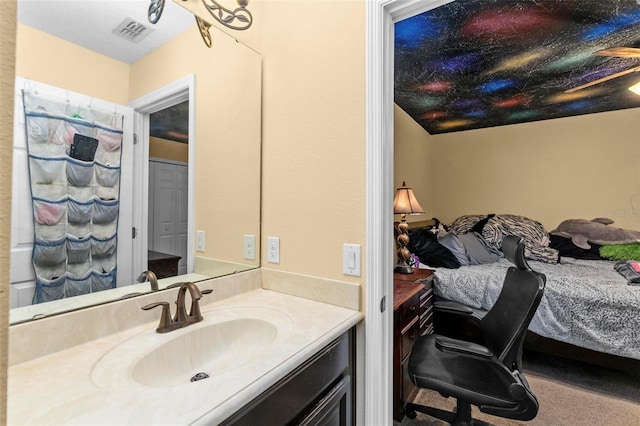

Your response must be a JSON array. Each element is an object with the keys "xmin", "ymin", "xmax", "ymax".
[
  {"xmin": 149, "ymin": 136, "xmax": 189, "ymax": 163},
  {"xmin": 16, "ymin": 24, "xmax": 130, "ymax": 105},
  {"xmin": 1, "ymin": 2, "xmax": 17, "ymax": 421},
  {"xmin": 129, "ymin": 25, "xmax": 262, "ymax": 265},
  {"xmin": 394, "ymin": 104, "xmax": 434, "ymax": 224},
  {"xmin": 395, "ymin": 106, "xmax": 640, "ymax": 231},
  {"xmin": 181, "ymin": 0, "xmax": 367, "ymax": 282},
  {"xmin": 249, "ymin": 1, "xmax": 367, "ymax": 281}
]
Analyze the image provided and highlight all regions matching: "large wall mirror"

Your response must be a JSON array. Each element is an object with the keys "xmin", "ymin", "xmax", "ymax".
[{"xmin": 10, "ymin": 0, "xmax": 262, "ymax": 324}]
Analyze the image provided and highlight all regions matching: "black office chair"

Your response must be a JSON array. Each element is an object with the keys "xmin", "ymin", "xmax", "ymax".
[{"xmin": 405, "ymin": 235, "xmax": 546, "ymax": 425}]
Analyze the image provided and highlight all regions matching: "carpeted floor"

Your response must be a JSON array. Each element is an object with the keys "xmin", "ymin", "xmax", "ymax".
[{"xmin": 397, "ymin": 351, "xmax": 640, "ymax": 426}]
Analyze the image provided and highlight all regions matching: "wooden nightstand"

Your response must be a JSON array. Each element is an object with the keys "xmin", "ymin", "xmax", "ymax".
[{"xmin": 392, "ymin": 268, "xmax": 434, "ymax": 422}]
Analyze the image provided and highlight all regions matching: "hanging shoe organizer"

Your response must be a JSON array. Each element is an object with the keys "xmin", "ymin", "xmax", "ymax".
[{"xmin": 22, "ymin": 90, "xmax": 124, "ymax": 304}]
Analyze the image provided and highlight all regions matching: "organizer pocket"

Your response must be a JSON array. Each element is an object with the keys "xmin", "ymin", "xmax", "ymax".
[
  {"xmin": 33, "ymin": 275, "xmax": 66, "ymax": 304},
  {"xmin": 93, "ymin": 198, "xmax": 119, "ymax": 224},
  {"xmin": 29, "ymin": 155, "xmax": 66, "ymax": 185},
  {"xmin": 51, "ymin": 119, "xmax": 78, "ymax": 147},
  {"xmin": 25, "ymin": 113, "xmax": 50, "ymax": 144},
  {"xmin": 66, "ymin": 156, "xmax": 94, "ymax": 187},
  {"xmin": 33, "ymin": 236, "xmax": 67, "ymax": 266},
  {"xmin": 67, "ymin": 197, "xmax": 93, "ymax": 224},
  {"xmin": 66, "ymin": 234, "xmax": 91, "ymax": 264},
  {"xmin": 66, "ymin": 272, "xmax": 93, "ymax": 297},
  {"xmin": 33, "ymin": 197, "xmax": 67, "ymax": 226},
  {"xmin": 92, "ymin": 268, "xmax": 116, "ymax": 293},
  {"xmin": 96, "ymin": 128, "xmax": 122, "ymax": 152},
  {"xmin": 91, "ymin": 234, "xmax": 117, "ymax": 258},
  {"xmin": 95, "ymin": 161, "xmax": 120, "ymax": 187}
]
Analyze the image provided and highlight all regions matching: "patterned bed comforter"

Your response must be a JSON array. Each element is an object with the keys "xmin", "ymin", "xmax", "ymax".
[{"xmin": 431, "ymin": 257, "xmax": 640, "ymax": 360}]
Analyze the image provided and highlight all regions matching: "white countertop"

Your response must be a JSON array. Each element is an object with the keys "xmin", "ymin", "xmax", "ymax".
[{"xmin": 8, "ymin": 289, "xmax": 362, "ymax": 425}]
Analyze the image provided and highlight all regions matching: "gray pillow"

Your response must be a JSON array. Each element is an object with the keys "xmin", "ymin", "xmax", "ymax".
[{"xmin": 438, "ymin": 231, "xmax": 469, "ymax": 266}]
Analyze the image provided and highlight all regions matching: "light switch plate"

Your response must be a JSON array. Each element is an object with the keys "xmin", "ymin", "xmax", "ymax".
[
  {"xmin": 196, "ymin": 230, "xmax": 205, "ymax": 252},
  {"xmin": 343, "ymin": 243, "xmax": 361, "ymax": 276},
  {"xmin": 267, "ymin": 236, "xmax": 280, "ymax": 263},
  {"xmin": 244, "ymin": 234, "xmax": 256, "ymax": 260}
]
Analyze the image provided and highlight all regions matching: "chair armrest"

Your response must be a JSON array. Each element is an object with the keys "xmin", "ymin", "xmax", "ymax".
[
  {"xmin": 434, "ymin": 300, "xmax": 474, "ymax": 315},
  {"xmin": 434, "ymin": 300, "xmax": 486, "ymax": 323},
  {"xmin": 434, "ymin": 335, "xmax": 494, "ymax": 359}
]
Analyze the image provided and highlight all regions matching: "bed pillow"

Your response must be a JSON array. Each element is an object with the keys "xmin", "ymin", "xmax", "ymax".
[
  {"xmin": 437, "ymin": 231, "xmax": 469, "ymax": 266},
  {"xmin": 407, "ymin": 227, "xmax": 460, "ymax": 269}
]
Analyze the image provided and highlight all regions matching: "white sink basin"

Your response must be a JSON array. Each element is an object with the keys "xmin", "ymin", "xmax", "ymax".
[{"xmin": 92, "ymin": 306, "xmax": 293, "ymax": 389}]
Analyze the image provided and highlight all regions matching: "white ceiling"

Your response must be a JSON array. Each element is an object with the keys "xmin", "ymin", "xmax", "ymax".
[{"xmin": 18, "ymin": 0, "xmax": 195, "ymax": 64}]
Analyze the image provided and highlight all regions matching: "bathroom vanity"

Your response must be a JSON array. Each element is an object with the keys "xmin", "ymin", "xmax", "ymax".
[{"xmin": 7, "ymin": 270, "xmax": 362, "ymax": 425}]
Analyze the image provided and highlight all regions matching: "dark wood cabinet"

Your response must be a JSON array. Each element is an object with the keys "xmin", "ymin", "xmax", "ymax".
[
  {"xmin": 147, "ymin": 250, "xmax": 181, "ymax": 279},
  {"xmin": 222, "ymin": 329, "xmax": 354, "ymax": 426},
  {"xmin": 393, "ymin": 268, "xmax": 434, "ymax": 422}
]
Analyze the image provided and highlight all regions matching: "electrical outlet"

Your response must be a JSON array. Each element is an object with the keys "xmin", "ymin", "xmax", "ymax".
[
  {"xmin": 197, "ymin": 230, "xmax": 205, "ymax": 252},
  {"xmin": 267, "ymin": 236, "xmax": 280, "ymax": 263},
  {"xmin": 244, "ymin": 234, "xmax": 256, "ymax": 260}
]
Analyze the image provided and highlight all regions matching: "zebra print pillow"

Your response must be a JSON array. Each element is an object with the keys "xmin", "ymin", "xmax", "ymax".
[{"xmin": 448, "ymin": 214, "xmax": 559, "ymax": 263}]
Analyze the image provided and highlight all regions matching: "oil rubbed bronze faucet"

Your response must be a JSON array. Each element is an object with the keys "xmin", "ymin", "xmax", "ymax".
[
  {"xmin": 142, "ymin": 282, "xmax": 213, "ymax": 333},
  {"xmin": 137, "ymin": 270, "xmax": 159, "ymax": 292}
]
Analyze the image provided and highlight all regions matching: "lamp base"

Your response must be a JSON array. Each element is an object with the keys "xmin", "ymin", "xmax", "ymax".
[{"xmin": 394, "ymin": 264, "xmax": 414, "ymax": 274}]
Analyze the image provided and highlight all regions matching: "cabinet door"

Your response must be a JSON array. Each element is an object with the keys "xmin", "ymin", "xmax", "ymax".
[{"xmin": 298, "ymin": 376, "xmax": 351, "ymax": 426}]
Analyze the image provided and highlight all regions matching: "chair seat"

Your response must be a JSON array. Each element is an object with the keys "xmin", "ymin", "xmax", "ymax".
[{"xmin": 408, "ymin": 334, "xmax": 520, "ymax": 410}]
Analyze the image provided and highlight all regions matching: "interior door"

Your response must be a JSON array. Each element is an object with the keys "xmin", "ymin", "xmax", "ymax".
[
  {"xmin": 149, "ymin": 159, "xmax": 188, "ymax": 272},
  {"xmin": 176, "ymin": 165, "xmax": 188, "ymax": 275},
  {"xmin": 152, "ymin": 161, "xmax": 177, "ymax": 255}
]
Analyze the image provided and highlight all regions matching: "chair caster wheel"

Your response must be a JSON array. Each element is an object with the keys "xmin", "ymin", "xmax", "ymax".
[{"xmin": 405, "ymin": 409, "xmax": 417, "ymax": 420}]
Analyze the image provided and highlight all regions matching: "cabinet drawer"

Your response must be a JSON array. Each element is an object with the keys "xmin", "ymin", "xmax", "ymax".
[
  {"xmin": 400, "ymin": 293, "xmax": 420, "ymax": 329},
  {"xmin": 401, "ymin": 316, "xmax": 420, "ymax": 360},
  {"xmin": 420, "ymin": 306, "xmax": 434, "ymax": 335},
  {"xmin": 419, "ymin": 288, "xmax": 433, "ymax": 312}
]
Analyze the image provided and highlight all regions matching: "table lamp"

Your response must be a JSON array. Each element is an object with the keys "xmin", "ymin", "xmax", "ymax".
[{"xmin": 393, "ymin": 181, "xmax": 424, "ymax": 274}]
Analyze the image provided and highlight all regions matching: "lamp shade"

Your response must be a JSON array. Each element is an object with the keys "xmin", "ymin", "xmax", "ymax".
[{"xmin": 393, "ymin": 181, "xmax": 425, "ymax": 215}]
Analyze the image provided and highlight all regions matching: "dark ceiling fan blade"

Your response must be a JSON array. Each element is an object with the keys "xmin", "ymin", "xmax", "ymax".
[
  {"xmin": 594, "ymin": 47, "xmax": 640, "ymax": 58},
  {"xmin": 564, "ymin": 65, "xmax": 640, "ymax": 93}
]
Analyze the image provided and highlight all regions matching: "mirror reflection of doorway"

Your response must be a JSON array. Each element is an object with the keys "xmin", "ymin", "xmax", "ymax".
[{"xmin": 147, "ymin": 101, "xmax": 189, "ymax": 278}]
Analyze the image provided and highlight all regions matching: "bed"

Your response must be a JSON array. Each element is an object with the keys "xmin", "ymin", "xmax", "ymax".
[{"xmin": 406, "ymin": 217, "xmax": 640, "ymax": 373}]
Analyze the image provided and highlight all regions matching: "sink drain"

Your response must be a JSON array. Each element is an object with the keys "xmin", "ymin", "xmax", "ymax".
[{"xmin": 190, "ymin": 372, "xmax": 210, "ymax": 382}]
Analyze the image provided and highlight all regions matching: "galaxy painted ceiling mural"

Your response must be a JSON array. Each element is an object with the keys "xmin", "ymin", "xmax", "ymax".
[{"xmin": 394, "ymin": 0, "xmax": 640, "ymax": 134}]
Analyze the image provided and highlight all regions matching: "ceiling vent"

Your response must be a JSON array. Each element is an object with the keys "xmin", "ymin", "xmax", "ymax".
[{"xmin": 112, "ymin": 18, "xmax": 154, "ymax": 43}]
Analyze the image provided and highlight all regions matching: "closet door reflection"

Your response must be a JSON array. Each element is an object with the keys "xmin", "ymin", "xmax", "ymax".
[{"xmin": 148, "ymin": 159, "xmax": 188, "ymax": 276}]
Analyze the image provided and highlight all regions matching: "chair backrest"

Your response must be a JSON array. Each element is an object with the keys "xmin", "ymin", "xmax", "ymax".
[{"xmin": 481, "ymin": 236, "xmax": 546, "ymax": 371}]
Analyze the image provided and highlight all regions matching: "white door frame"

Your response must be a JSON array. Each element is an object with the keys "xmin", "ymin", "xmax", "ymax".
[
  {"xmin": 365, "ymin": 1, "xmax": 452, "ymax": 424},
  {"xmin": 128, "ymin": 75, "xmax": 196, "ymax": 278}
]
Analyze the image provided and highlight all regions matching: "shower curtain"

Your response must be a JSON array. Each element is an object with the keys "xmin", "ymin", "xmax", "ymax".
[{"xmin": 22, "ymin": 90, "xmax": 124, "ymax": 304}]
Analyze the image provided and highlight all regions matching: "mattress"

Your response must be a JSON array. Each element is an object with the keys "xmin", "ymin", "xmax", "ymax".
[{"xmin": 430, "ymin": 257, "xmax": 640, "ymax": 360}]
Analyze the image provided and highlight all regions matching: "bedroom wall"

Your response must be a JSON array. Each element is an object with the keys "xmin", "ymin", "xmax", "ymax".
[
  {"xmin": 395, "ymin": 106, "xmax": 640, "ymax": 231},
  {"xmin": 394, "ymin": 104, "xmax": 434, "ymax": 223}
]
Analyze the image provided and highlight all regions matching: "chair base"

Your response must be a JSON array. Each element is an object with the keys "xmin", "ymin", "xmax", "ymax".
[{"xmin": 405, "ymin": 400, "xmax": 493, "ymax": 426}]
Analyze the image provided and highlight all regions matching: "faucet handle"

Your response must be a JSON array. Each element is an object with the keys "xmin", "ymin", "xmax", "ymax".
[
  {"xmin": 189, "ymin": 289, "xmax": 213, "ymax": 321},
  {"xmin": 142, "ymin": 301, "xmax": 173, "ymax": 333}
]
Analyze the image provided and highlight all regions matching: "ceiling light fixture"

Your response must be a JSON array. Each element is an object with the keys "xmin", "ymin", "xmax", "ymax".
[
  {"xmin": 147, "ymin": 0, "xmax": 252, "ymax": 48},
  {"xmin": 629, "ymin": 81, "xmax": 640, "ymax": 95}
]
